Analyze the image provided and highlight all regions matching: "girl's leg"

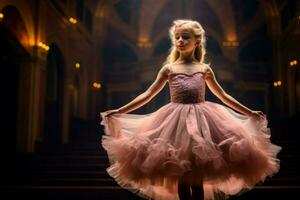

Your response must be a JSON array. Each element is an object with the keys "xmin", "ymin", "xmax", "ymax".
[
  {"xmin": 191, "ymin": 184, "xmax": 204, "ymax": 200},
  {"xmin": 178, "ymin": 181, "xmax": 192, "ymax": 200}
]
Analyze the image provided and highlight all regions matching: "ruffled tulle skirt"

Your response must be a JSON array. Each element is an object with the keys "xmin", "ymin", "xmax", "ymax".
[{"xmin": 100, "ymin": 101, "xmax": 281, "ymax": 200}]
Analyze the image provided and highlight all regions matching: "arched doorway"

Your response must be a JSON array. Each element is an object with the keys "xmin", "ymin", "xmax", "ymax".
[
  {"xmin": 44, "ymin": 44, "xmax": 65, "ymax": 144},
  {"xmin": 0, "ymin": 5, "xmax": 30, "ymax": 153}
]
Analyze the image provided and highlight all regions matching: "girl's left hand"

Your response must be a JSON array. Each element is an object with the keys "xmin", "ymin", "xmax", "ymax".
[{"xmin": 249, "ymin": 110, "xmax": 266, "ymax": 119}]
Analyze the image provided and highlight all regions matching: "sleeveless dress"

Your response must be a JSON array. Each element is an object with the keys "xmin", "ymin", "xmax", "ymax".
[{"xmin": 100, "ymin": 65, "xmax": 281, "ymax": 200}]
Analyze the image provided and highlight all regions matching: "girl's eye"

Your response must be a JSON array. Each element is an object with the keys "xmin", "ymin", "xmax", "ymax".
[{"xmin": 175, "ymin": 36, "xmax": 190, "ymax": 40}]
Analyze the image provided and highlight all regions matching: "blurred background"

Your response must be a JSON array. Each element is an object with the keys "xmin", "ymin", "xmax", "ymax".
[{"xmin": 0, "ymin": 0, "xmax": 299, "ymax": 199}]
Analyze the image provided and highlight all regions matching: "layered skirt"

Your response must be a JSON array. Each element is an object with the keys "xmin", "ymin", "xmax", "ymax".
[{"xmin": 100, "ymin": 101, "xmax": 281, "ymax": 200}]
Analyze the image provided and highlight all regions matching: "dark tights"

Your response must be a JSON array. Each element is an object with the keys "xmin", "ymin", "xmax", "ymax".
[{"xmin": 178, "ymin": 181, "xmax": 204, "ymax": 200}]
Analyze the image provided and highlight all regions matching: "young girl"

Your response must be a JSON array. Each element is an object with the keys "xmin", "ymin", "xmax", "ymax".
[{"xmin": 100, "ymin": 19, "xmax": 281, "ymax": 200}]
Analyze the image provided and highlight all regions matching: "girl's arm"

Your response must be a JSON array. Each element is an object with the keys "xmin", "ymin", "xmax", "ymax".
[
  {"xmin": 205, "ymin": 65, "xmax": 263, "ymax": 117},
  {"xmin": 115, "ymin": 64, "xmax": 170, "ymax": 114}
]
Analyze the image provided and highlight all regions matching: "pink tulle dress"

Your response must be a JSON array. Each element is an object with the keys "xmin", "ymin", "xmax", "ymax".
[{"xmin": 100, "ymin": 65, "xmax": 281, "ymax": 200}]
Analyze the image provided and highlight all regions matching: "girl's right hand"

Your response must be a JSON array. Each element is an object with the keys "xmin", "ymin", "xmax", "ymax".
[{"xmin": 104, "ymin": 109, "xmax": 120, "ymax": 117}]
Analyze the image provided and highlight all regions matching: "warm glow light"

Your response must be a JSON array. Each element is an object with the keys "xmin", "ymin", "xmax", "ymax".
[
  {"xmin": 227, "ymin": 37, "xmax": 235, "ymax": 42},
  {"xmin": 0, "ymin": 13, "xmax": 4, "ymax": 19},
  {"xmin": 37, "ymin": 41, "xmax": 50, "ymax": 51},
  {"xmin": 274, "ymin": 80, "xmax": 282, "ymax": 87},
  {"xmin": 138, "ymin": 42, "xmax": 152, "ymax": 48},
  {"xmin": 93, "ymin": 82, "xmax": 101, "ymax": 89},
  {"xmin": 222, "ymin": 41, "xmax": 239, "ymax": 47},
  {"xmin": 138, "ymin": 37, "xmax": 148, "ymax": 43},
  {"xmin": 290, "ymin": 60, "xmax": 298, "ymax": 66},
  {"xmin": 69, "ymin": 17, "xmax": 77, "ymax": 24},
  {"xmin": 226, "ymin": 33, "xmax": 238, "ymax": 42},
  {"xmin": 138, "ymin": 37, "xmax": 152, "ymax": 48},
  {"xmin": 29, "ymin": 39, "xmax": 36, "ymax": 46},
  {"xmin": 75, "ymin": 63, "xmax": 80, "ymax": 69}
]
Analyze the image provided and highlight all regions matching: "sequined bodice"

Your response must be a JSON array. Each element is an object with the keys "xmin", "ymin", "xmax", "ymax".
[{"xmin": 168, "ymin": 70, "xmax": 206, "ymax": 104}]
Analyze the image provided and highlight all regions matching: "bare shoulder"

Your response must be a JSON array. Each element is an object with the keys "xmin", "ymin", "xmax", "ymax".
[
  {"xmin": 201, "ymin": 63, "xmax": 211, "ymax": 72},
  {"xmin": 159, "ymin": 64, "xmax": 171, "ymax": 77},
  {"xmin": 203, "ymin": 63, "xmax": 214, "ymax": 76},
  {"xmin": 161, "ymin": 63, "xmax": 171, "ymax": 71}
]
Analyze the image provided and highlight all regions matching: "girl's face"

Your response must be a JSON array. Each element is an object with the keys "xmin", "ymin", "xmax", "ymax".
[{"xmin": 174, "ymin": 27, "xmax": 198, "ymax": 53}]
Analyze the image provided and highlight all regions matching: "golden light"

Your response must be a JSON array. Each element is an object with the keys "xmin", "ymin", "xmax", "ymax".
[
  {"xmin": 226, "ymin": 33, "xmax": 238, "ymax": 42},
  {"xmin": 93, "ymin": 82, "xmax": 101, "ymax": 89},
  {"xmin": 69, "ymin": 17, "xmax": 77, "ymax": 24},
  {"xmin": 290, "ymin": 60, "xmax": 298, "ymax": 66},
  {"xmin": 277, "ymin": 81, "xmax": 282, "ymax": 86},
  {"xmin": 223, "ymin": 41, "xmax": 239, "ymax": 47},
  {"xmin": 37, "ymin": 41, "xmax": 50, "ymax": 51},
  {"xmin": 138, "ymin": 37, "xmax": 148, "ymax": 43},
  {"xmin": 273, "ymin": 81, "xmax": 282, "ymax": 87},
  {"xmin": 29, "ymin": 39, "xmax": 36, "ymax": 46},
  {"xmin": 138, "ymin": 37, "xmax": 152, "ymax": 48},
  {"xmin": 75, "ymin": 63, "xmax": 80, "ymax": 69},
  {"xmin": 0, "ymin": 13, "xmax": 4, "ymax": 19}
]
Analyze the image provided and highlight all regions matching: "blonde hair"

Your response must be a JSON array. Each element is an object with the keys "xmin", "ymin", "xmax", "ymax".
[{"xmin": 165, "ymin": 19, "xmax": 207, "ymax": 64}]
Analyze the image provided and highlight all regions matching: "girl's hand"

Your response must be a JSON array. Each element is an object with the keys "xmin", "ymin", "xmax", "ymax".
[
  {"xmin": 248, "ymin": 110, "xmax": 266, "ymax": 119},
  {"xmin": 104, "ymin": 109, "xmax": 120, "ymax": 117}
]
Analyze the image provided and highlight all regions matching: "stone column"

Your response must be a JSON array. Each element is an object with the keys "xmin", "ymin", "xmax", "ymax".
[{"xmin": 16, "ymin": 55, "xmax": 45, "ymax": 152}]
